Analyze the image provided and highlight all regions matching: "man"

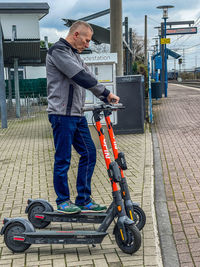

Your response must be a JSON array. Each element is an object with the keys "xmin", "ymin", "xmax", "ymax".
[{"xmin": 46, "ymin": 20, "xmax": 119, "ymax": 214}]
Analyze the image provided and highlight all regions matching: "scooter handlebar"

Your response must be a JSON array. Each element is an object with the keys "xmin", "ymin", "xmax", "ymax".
[{"xmin": 82, "ymin": 103, "xmax": 125, "ymax": 112}]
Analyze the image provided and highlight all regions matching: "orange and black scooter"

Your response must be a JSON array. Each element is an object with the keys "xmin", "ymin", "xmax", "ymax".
[
  {"xmin": 24, "ymin": 103, "xmax": 145, "ymax": 231},
  {"xmin": 1, "ymin": 103, "xmax": 141, "ymax": 254},
  {"xmin": 103, "ymin": 106, "xmax": 146, "ymax": 230}
]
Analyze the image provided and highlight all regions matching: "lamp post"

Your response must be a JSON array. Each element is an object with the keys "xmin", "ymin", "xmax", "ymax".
[
  {"xmin": 157, "ymin": 5, "xmax": 174, "ymax": 97},
  {"xmin": 153, "ymin": 38, "xmax": 159, "ymax": 82},
  {"xmin": 154, "ymin": 26, "xmax": 161, "ymax": 82}
]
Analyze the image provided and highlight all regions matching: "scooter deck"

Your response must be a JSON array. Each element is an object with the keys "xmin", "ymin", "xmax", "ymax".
[
  {"xmin": 35, "ymin": 211, "xmax": 107, "ymax": 224},
  {"xmin": 14, "ymin": 230, "xmax": 107, "ymax": 244}
]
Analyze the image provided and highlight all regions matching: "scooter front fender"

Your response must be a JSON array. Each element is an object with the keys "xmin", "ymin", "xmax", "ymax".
[{"xmin": 114, "ymin": 216, "xmax": 134, "ymax": 243}]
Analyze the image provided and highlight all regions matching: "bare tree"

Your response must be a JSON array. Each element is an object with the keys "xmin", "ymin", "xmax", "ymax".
[{"xmin": 132, "ymin": 30, "xmax": 145, "ymax": 63}]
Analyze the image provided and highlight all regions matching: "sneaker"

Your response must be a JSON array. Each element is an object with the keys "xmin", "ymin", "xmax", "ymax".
[
  {"xmin": 78, "ymin": 199, "xmax": 107, "ymax": 213},
  {"xmin": 57, "ymin": 200, "xmax": 81, "ymax": 214}
]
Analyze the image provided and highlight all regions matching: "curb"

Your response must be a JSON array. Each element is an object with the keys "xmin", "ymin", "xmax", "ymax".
[{"xmin": 151, "ymin": 123, "xmax": 180, "ymax": 267}]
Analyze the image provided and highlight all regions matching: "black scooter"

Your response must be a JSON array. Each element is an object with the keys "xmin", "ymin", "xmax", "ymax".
[
  {"xmin": 1, "ymin": 103, "xmax": 141, "ymax": 254},
  {"xmin": 24, "ymin": 103, "xmax": 146, "ymax": 230}
]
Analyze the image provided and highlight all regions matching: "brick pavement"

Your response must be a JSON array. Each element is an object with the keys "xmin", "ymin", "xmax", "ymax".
[
  {"xmin": 153, "ymin": 83, "xmax": 200, "ymax": 267},
  {"xmin": 0, "ymin": 111, "xmax": 162, "ymax": 266}
]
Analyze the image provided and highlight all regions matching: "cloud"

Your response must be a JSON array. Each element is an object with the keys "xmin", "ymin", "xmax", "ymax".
[{"xmin": 39, "ymin": 27, "xmax": 68, "ymax": 43}]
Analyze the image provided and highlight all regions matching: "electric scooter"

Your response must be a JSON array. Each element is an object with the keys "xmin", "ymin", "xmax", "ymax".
[
  {"xmin": 24, "ymin": 103, "xmax": 145, "ymax": 230},
  {"xmin": 1, "ymin": 103, "xmax": 141, "ymax": 254},
  {"xmin": 103, "ymin": 107, "xmax": 146, "ymax": 230}
]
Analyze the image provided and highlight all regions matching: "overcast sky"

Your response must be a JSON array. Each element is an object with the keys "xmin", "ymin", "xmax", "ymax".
[{"xmin": 2, "ymin": 0, "xmax": 200, "ymax": 69}]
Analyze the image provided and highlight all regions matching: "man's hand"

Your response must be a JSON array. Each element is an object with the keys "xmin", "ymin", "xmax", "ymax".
[{"xmin": 107, "ymin": 93, "xmax": 120, "ymax": 104}]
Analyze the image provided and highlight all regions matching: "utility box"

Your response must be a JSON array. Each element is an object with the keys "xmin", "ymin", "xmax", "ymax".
[
  {"xmin": 81, "ymin": 53, "xmax": 117, "ymax": 125},
  {"xmin": 114, "ymin": 75, "xmax": 145, "ymax": 134}
]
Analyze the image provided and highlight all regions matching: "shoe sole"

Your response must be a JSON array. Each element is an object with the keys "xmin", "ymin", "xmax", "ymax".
[{"xmin": 57, "ymin": 209, "xmax": 81, "ymax": 214}]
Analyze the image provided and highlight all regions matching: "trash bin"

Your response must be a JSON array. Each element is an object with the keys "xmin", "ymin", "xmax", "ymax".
[
  {"xmin": 151, "ymin": 81, "xmax": 162, "ymax": 99},
  {"xmin": 113, "ymin": 75, "xmax": 145, "ymax": 134}
]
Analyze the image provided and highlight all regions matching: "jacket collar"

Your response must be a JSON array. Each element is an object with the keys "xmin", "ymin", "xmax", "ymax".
[{"xmin": 59, "ymin": 38, "xmax": 78, "ymax": 53}]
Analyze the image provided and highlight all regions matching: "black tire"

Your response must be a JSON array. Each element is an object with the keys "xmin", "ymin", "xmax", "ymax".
[
  {"xmin": 4, "ymin": 222, "xmax": 31, "ymax": 253},
  {"xmin": 114, "ymin": 224, "xmax": 141, "ymax": 254},
  {"xmin": 28, "ymin": 203, "xmax": 50, "ymax": 229},
  {"xmin": 132, "ymin": 205, "xmax": 146, "ymax": 231}
]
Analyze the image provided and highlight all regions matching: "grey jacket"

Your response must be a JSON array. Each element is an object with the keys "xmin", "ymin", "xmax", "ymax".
[{"xmin": 46, "ymin": 38, "xmax": 110, "ymax": 116}]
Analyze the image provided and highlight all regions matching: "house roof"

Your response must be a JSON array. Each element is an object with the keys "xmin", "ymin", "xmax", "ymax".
[
  {"xmin": 0, "ymin": 2, "xmax": 49, "ymax": 20},
  {"xmin": 0, "ymin": 3, "xmax": 49, "ymax": 67}
]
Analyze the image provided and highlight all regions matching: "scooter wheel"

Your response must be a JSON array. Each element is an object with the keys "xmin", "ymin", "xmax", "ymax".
[
  {"xmin": 114, "ymin": 224, "xmax": 141, "ymax": 254},
  {"xmin": 28, "ymin": 203, "xmax": 50, "ymax": 229},
  {"xmin": 4, "ymin": 222, "xmax": 31, "ymax": 253},
  {"xmin": 132, "ymin": 205, "xmax": 146, "ymax": 231}
]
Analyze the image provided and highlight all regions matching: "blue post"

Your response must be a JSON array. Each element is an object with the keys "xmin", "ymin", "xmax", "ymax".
[
  {"xmin": 151, "ymin": 55, "xmax": 154, "ymax": 80},
  {"xmin": 164, "ymin": 17, "xmax": 168, "ymax": 97},
  {"xmin": 155, "ymin": 41, "xmax": 159, "ymax": 82},
  {"xmin": 148, "ymin": 54, "xmax": 153, "ymax": 123}
]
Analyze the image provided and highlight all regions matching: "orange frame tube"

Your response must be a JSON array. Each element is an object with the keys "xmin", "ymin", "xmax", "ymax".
[
  {"xmin": 104, "ymin": 115, "xmax": 125, "ymax": 178},
  {"xmin": 96, "ymin": 120, "xmax": 119, "ymax": 192}
]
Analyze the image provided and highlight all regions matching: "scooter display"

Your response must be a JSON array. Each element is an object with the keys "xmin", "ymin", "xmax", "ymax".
[
  {"xmin": 1, "ymin": 103, "xmax": 141, "ymax": 254},
  {"xmin": 24, "ymin": 103, "xmax": 146, "ymax": 230}
]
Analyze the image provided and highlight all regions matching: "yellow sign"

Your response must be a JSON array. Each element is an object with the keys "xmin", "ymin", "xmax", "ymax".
[{"xmin": 161, "ymin": 38, "xmax": 171, "ymax": 44}]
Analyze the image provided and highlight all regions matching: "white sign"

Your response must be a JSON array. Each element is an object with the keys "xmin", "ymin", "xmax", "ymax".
[{"xmin": 81, "ymin": 53, "xmax": 118, "ymax": 64}]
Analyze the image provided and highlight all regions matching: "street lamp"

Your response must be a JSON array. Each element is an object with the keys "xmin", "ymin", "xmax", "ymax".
[
  {"xmin": 157, "ymin": 5, "xmax": 174, "ymax": 97},
  {"xmin": 153, "ymin": 37, "xmax": 159, "ymax": 82}
]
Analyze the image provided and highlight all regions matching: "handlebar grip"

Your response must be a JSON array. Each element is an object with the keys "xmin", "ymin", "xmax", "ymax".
[{"xmin": 82, "ymin": 103, "xmax": 125, "ymax": 112}]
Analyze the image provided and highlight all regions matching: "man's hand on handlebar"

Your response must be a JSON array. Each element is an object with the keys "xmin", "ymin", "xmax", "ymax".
[{"xmin": 107, "ymin": 93, "xmax": 120, "ymax": 104}]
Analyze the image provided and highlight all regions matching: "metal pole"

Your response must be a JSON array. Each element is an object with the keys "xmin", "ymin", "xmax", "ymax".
[
  {"xmin": 148, "ymin": 53, "xmax": 153, "ymax": 123},
  {"xmin": 110, "ymin": 0, "xmax": 123, "ymax": 76},
  {"xmin": 44, "ymin": 36, "xmax": 48, "ymax": 49},
  {"xmin": 161, "ymin": 23, "xmax": 165, "ymax": 95},
  {"xmin": 144, "ymin": 15, "xmax": 148, "ymax": 66},
  {"xmin": 129, "ymin": 28, "xmax": 133, "ymax": 75},
  {"xmin": 8, "ymin": 67, "xmax": 13, "ymax": 108},
  {"xmin": 155, "ymin": 39, "xmax": 159, "ymax": 82},
  {"xmin": 14, "ymin": 58, "xmax": 20, "ymax": 118},
  {"xmin": 0, "ymin": 24, "xmax": 7, "ymax": 128},
  {"xmin": 124, "ymin": 17, "xmax": 128, "ymax": 75},
  {"xmin": 164, "ymin": 17, "xmax": 168, "ymax": 97},
  {"xmin": 151, "ymin": 55, "xmax": 154, "ymax": 79}
]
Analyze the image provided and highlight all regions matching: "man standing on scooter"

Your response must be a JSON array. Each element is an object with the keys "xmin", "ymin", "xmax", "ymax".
[{"xmin": 46, "ymin": 21, "xmax": 119, "ymax": 214}]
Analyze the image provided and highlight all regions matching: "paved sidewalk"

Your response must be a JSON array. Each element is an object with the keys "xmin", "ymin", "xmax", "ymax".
[
  {"xmin": 153, "ymin": 83, "xmax": 200, "ymax": 267},
  {"xmin": 0, "ymin": 112, "xmax": 161, "ymax": 266}
]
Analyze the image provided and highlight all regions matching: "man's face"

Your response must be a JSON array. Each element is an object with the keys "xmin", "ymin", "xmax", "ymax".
[{"xmin": 73, "ymin": 27, "xmax": 93, "ymax": 53}]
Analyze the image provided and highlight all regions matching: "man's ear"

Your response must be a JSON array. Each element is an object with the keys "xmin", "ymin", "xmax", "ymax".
[{"xmin": 74, "ymin": 32, "xmax": 79, "ymax": 39}]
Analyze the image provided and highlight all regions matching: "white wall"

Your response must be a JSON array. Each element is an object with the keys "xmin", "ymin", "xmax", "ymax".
[{"xmin": 0, "ymin": 14, "xmax": 40, "ymax": 39}]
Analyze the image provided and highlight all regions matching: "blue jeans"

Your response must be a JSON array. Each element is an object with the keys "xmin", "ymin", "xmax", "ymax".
[{"xmin": 48, "ymin": 115, "xmax": 96, "ymax": 205}]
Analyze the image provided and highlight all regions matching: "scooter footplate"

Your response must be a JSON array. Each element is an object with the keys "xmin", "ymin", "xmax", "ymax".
[
  {"xmin": 39, "ymin": 211, "xmax": 107, "ymax": 224},
  {"xmin": 22, "ymin": 230, "xmax": 107, "ymax": 245}
]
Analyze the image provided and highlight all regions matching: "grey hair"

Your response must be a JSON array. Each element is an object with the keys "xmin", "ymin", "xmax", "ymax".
[{"xmin": 69, "ymin": 20, "xmax": 93, "ymax": 35}]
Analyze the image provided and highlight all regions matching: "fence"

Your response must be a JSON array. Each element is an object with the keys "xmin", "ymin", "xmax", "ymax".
[{"xmin": 3, "ymin": 78, "xmax": 47, "ymax": 119}]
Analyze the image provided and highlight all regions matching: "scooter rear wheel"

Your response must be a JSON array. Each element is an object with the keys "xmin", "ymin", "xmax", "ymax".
[
  {"xmin": 4, "ymin": 222, "xmax": 31, "ymax": 253},
  {"xmin": 28, "ymin": 203, "xmax": 51, "ymax": 229},
  {"xmin": 132, "ymin": 205, "xmax": 146, "ymax": 231},
  {"xmin": 114, "ymin": 224, "xmax": 141, "ymax": 254}
]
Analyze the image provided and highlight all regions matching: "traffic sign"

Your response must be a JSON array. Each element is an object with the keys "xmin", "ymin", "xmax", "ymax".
[{"xmin": 161, "ymin": 38, "xmax": 171, "ymax": 44}]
